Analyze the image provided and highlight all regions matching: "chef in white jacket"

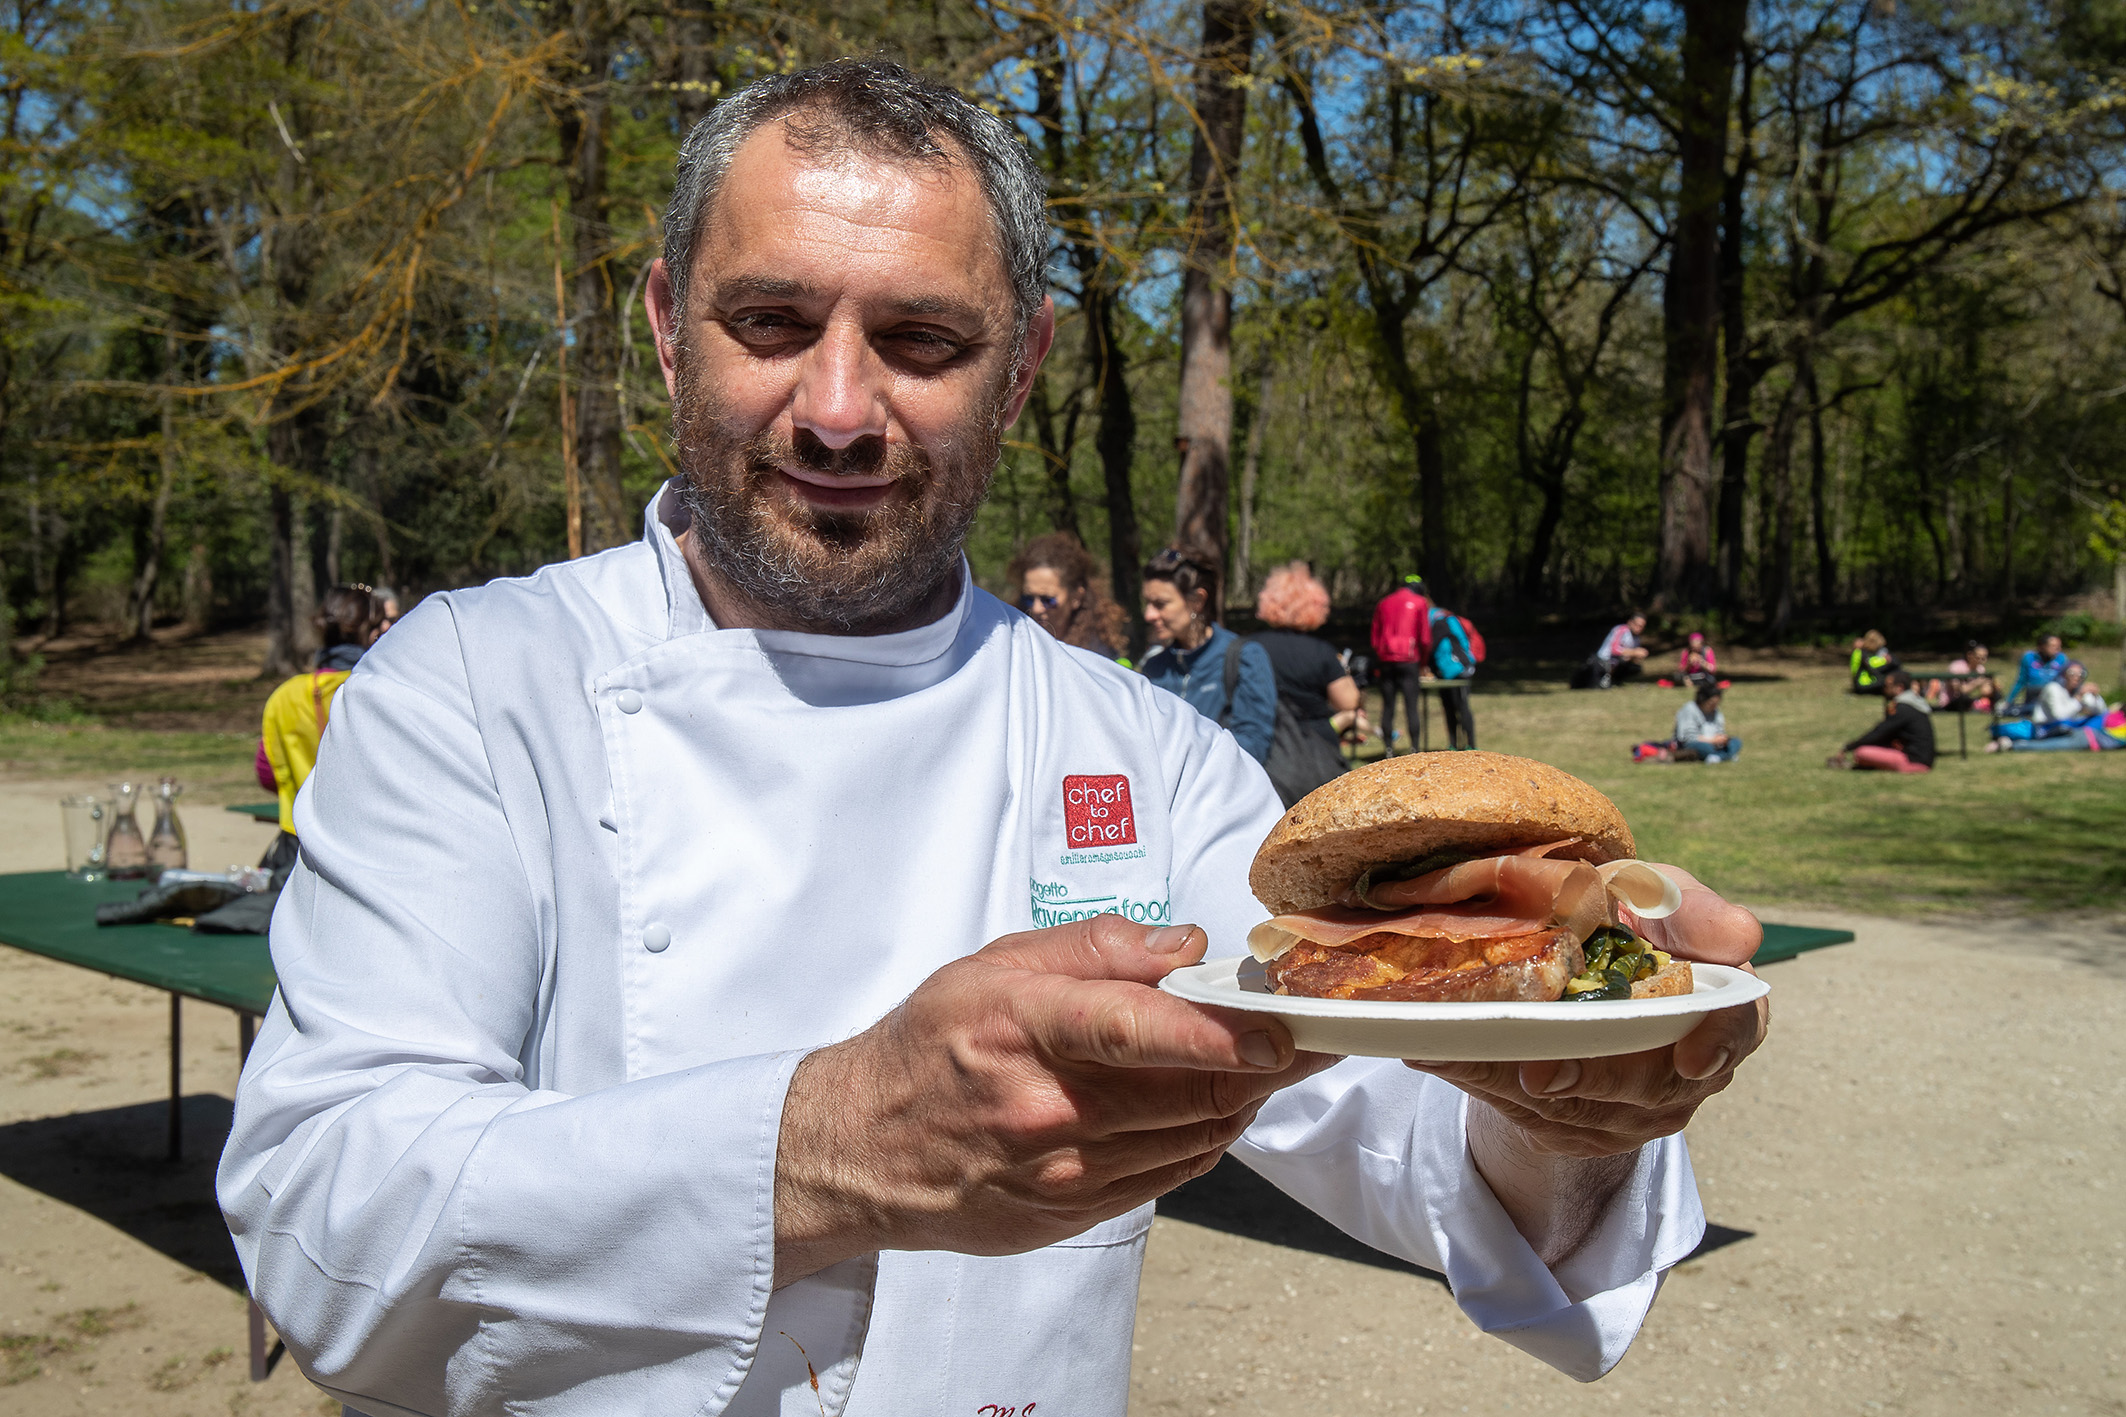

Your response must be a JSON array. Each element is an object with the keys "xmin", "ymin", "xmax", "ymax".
[{"xmin": 219, "ymin": 61, "xmax": 1768, "ymax": 1417}]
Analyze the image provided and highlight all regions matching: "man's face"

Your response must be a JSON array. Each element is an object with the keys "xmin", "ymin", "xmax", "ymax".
[
  {"xmin": 646, "ymin": 125, "xmax": 1053, "ymax": 632},
  {"xmin": 2042, "ymin": 636, "xmax": 2063, "ymax": 659},
  {"xmin": 1629, "ymin": 616, "xmax": 1646, "ymax": 634}
]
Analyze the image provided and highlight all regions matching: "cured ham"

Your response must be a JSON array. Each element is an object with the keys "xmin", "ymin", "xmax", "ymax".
[
  {"xmin": 1265, "ymin": 928, "xmax": 1584, "ymax": 1003},
  {"xmin": 1246, "ymin": 848, "xmax": 1680, "ymax": 965}
]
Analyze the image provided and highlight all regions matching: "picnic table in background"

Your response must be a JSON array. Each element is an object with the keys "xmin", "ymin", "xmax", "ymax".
[
  {"xmin": 0, "ymin": 870, "xmax": 280, "ymax": 1380},
  {"xmin": 227, "ymin": 801, "xmax": 280, "ymax": 822}
]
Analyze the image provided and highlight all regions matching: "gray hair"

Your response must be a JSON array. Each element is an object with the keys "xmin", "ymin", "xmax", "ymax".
[{"xmin": 661, "ymin": 60, "xmax": 1049, "ymax": 345}]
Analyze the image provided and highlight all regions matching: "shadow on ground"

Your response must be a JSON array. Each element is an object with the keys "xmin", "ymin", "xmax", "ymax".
[
  {"xmin": 0, "ymin": 1094, "xmax": 245, "ymax": 1291},
  {"xmin": 1159, "ymin": 1156, "xmax": 1753, "ymax": 1283}
]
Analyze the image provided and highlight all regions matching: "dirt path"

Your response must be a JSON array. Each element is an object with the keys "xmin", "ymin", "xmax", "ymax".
[{"xmin": 4, "ymin": 783, "xmax": 2120, "ymax": 1414}]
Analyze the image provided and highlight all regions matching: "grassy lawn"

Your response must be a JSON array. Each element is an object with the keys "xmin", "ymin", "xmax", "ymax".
[{"xmin": 1370, "ymin": 655, "xmax": 2126, "ymax": 915}]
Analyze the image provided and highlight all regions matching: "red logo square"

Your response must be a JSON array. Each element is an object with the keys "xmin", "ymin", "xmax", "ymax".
[{"xmin": 1063, "ymin": 775, "xmax": 1136, "ymax": 849}]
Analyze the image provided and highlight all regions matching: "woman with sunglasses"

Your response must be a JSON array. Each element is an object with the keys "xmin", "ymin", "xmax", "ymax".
[
  {"xmin": 1136, "ymin": 547, "xmax": 1276, "ymax": 764},
  {"xmin": 1006, "ymin": 533, "xmax": 1129, "ymax": 660}
]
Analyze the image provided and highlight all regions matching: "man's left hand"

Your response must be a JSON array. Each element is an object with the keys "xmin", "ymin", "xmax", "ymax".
[{"xmin": 1406, "ymin": 866, "xmax": 1767, "ymax": 1262}]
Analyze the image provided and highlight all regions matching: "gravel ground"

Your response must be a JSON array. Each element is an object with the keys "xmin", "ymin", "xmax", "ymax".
[{"xmin": 2, "ymin": 776, "xmax": 2120, "ymax": 1415}]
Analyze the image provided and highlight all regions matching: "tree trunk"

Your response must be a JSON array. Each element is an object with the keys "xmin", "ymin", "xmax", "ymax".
[
  {"xmin": 1715, "ymin": 76, "xmax": 1757, "ymax": 611},
  {"xmin": 263, "ymin": 479, "xmax": 318, "ymax": 676},
  {"xmin": 1802, "ymin": 357, "xmax": 1830, "ymax": 606},
  {"xmin": 128, "ymin": 373, "xmax": 179, "ymax": 642},
  {"xmin": 1089, "ymin": 279, "xmax": 1142, "ymax": 655},
  {"xmin": 1233, "ymin": 361, "xmax": 1271, "ymax": 606},
  {"xmin": 1655, "ymin": 0, "xmax": 1744, "ymax": 609},
  {"xmin": 557, "ymin": 9, "xmax": 629, "ymax": 551},
  {"xmin": 1172, "ymin": 0, "xmax": 1256, "ymax": 616},
  {"xmin": 1763, "ymin": 375, "xmax": 1801, "ymax": 636},
  {"xmin": 359, "ymin": 444, "xmax": 398, "ymax": 589},
  {"xmin": 1027, "ymin": 373, "xmax": 1081, "ymax": 539}
]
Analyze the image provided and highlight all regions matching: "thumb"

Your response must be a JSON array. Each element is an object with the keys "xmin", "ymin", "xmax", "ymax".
[{"xmin": 977, "ymin": 914, "xmax": 1209, "ymax": 986}]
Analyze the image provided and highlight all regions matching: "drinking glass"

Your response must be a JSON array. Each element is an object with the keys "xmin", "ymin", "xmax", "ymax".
[{"xmin": 61, "ymin": 796, "xmax": 108, "ymax": 881}]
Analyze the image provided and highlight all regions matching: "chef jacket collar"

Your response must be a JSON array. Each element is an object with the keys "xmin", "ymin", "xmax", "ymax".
[{"xmin": 644, "ymin": 478, "xmax": 972, "ymax": 669}]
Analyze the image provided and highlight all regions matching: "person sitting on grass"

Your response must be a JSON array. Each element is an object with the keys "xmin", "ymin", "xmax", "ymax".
[
  {"xmin": 1677, "ymin": 631, "xmax": 1721, "ymax": 688},
  {"xmin": 1928, "ymin": 641, "xmax": 1999, "ymax": 711},
  {"xmin": 2004, "ymin": 633, "xmax": 2070, "ymax": 711},
  {"xmin": 1828, "ymin": 669, "xmax": 1936, "ymax": 773},
  {"xmin": 1986, "ymin": 661, "xmax": 2108, "ymax": 751},
  {"xmin": 1848, "ymin": 629, "xmax": 1897, "ymax": 695},
  {"xmin": 1674, "ymin": 684, "xmax": 1741, "ymax": 763},
  {"xmin": 1589, "ymin": 612, "xmax": 1649, "ymax": 689}
]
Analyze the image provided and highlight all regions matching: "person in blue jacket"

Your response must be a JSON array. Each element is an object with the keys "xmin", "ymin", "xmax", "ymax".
[
  {"xmin": 1137, "ymin": 547, "xmax": 1276, "ymax": 763},
  {"xmin": 2005, "ymin": 633, "xmax": 2070, "ymax": 710}
]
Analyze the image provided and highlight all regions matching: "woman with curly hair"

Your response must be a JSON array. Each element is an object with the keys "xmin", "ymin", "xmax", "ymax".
[
  {"xmin": 1005, "ymin": 532, "xmax": 1129, "ymax": 660},
  {"xmin": 1252, "ymin": 561, "xmax": 1369, "ymax": 756}
]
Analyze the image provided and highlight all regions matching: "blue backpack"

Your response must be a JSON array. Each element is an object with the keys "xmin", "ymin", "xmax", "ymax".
[{"xmin": 1429, "ymin": 608, "xmax": 1476, "ymax": 679}]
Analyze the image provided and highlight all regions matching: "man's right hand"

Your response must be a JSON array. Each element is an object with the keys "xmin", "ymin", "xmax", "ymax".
[{"xmin": 771, "ymin": 916, "xmax": 1335, "ymax": 1286}]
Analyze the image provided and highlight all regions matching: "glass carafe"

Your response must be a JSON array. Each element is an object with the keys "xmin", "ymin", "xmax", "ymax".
[
  {"xmin": 104, "ymin": 781, "xmax": 150, "ymax": 879},
  {"xmin": 148, "ymin": 777, "xmax": 187, "ymax": 872}
]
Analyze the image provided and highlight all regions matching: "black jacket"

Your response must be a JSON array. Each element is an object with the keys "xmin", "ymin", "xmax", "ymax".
[{"xmin": 1845, "ymin": 696, "xmax": 1937, "ymax": 766}]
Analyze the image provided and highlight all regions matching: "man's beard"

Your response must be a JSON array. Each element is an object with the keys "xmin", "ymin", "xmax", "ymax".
[{"xmin": 672, "ymin": 365, "xmax": 1003, "ymax": 634}]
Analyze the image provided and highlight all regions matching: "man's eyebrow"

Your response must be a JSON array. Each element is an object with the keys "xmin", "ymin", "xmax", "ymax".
[
  {"xmin": 708, "ymin": 275, "xmax": 815, "ymax": 304},
  {"xmin": 885, "ymin": 294, "xmax": 985, "ymax": 325}
]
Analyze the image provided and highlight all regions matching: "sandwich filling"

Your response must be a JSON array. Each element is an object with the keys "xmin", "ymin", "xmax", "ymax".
[{"xmin": 1249, "ymin": 840, "xmax": 1683, "ymax": 1002}]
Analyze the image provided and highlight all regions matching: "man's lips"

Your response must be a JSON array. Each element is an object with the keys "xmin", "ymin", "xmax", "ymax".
[{"xmin": 773, "ymin": 462, "xmax": 898, "ymax": 511}]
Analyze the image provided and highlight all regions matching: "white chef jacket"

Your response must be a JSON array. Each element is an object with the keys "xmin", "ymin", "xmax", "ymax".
[{"xmin": 219, "ymin": 484, "xmax": 1705, "ymax": 1417}]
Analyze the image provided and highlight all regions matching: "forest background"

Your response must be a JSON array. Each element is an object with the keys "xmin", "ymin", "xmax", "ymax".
[{"xmin": 7, "ymin": 0, "xmax": 2126, "ymax": 679}]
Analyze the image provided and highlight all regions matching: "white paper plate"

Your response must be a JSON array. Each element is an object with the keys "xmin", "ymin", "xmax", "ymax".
[{"xmin": 1158, "ymin": 955, "xmax": 1769, "ymax": 1062}]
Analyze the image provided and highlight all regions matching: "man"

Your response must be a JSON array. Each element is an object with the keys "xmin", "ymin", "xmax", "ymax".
[
  {"xmin": 219, "ymin": 63, "xmax": 1766, "ymax": 1416},
  {"xmin": 1591, "ymin": 612, "xmax": 1650, "ymax": 689},
  {"xmin": 1370, "ymin": 573, "xmax": 1432, "ymax": 751},
  {"xmin": 1829, "ymin": 669, "xmax": 1936, "ymax": 772}
]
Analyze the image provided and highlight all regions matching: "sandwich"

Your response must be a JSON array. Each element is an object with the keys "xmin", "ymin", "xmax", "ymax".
[{"xmin": 1245, "ymin": 752, "xmax": 1691, "ymax": 1003}]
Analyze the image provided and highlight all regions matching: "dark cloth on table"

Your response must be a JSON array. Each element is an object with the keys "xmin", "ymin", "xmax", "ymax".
[
  {"xmin": 1844, "ymin": 699, "xmax": 1936, "ymax": 767},
  {"xmin": 1250, "ymin": 629, "xmax": 1346, "ymax": 745}
]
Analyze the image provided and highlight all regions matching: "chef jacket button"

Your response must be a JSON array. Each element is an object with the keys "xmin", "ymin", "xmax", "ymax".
[
  {"xmin": 642, "ymin": 923, "xmax": 671, "ymax": 953},
  {"xmin": 614, "ymin": 689, "xmax": 644, "ymax": 715}
]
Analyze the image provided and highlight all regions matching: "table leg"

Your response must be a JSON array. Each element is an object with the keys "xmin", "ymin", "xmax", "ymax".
[
  {"xmin": 1959, "ymin": 710, "xmax": 1968, "ymax": 759},
  {"xmin": 235, "ymin": 1011, "xmax": 280, "ymax": 1382},
  {"xmin": 167, "ymin": 992, "xmax": 182, "ymax": 1162}
]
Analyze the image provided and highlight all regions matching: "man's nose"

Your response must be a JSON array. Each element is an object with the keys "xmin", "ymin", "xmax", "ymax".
[{"xmin": 789, "ymin": 321, "xmax": 888, "ymax": 450}]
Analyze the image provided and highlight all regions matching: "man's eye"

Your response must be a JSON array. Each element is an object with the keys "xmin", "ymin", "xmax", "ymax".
[
  {"xmin": 727, "ymin": 314, "xmax": 806, "ymax": 343},
  {"xmin": 887, "ymin": 330, "xmax": 966, "ymax": 363}
]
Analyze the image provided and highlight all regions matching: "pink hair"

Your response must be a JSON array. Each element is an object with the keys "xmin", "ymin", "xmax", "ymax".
[{"xmin": 1256, "ymin": 561, "xmax": 1331, "ymax": 631}]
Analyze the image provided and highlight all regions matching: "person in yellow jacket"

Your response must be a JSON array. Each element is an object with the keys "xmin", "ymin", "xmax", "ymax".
[{"xmin": 261, "ymin": 586, "xmax": 388, "ymax": 837}]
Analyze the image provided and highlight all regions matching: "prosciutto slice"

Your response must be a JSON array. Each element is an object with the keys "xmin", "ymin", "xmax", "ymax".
[{"xmin": 1247, "ymin": 847, "xmax": 1611, "ymax": 963}]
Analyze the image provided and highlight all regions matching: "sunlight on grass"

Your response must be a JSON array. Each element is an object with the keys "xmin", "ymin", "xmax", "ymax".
[{"xmin": 0, "ymin": 717, "xmax": 255, "ymax": 792}]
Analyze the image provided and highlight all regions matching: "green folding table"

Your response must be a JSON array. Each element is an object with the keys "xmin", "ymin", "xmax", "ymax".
[
  {"xmin": 1752, "ymin": 922, "xmax": 1855, "ymax": 965},
  {"xmin": 0, "ymin": 870, "xmax": 280, "ymax": 1378}
]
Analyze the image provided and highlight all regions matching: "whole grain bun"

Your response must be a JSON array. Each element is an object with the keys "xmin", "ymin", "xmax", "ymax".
[
  {"xmin": 1630, "ymin": 958, "xmax": 1695, "ymax": 999},
  {"xmin": 1249, "ymin": 751, "xmax": 1636, "ymax": 915}
]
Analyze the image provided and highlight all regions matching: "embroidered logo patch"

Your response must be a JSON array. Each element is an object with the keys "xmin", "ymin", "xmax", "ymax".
[{"xmin": 1062, "ymin": 774, "xmax": 1136, "ymax": 849}]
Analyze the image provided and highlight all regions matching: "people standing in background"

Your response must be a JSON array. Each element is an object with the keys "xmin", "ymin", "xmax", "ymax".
[
  {"xmin": 1590, "ymin": 613, "xmax": 1650, "ymax": 689},
  {"xmin": 1138, "ymin": 547, "xmax": 1276, "ymax": 763},
  {"xmin": 373, "ymin": 587, "xmax": 403, "ymax": 632},
  {"xmin": 1006, "ymin": 532, "xmax": 1129, "ymax": 661},
  {"xmin": 1253, "ymin": 563, "xmax": 1370, "ymax": 745},
  {"xmin": 1370, "ymin": 574, "xmax": 1431, "ymax": 753},
  {"xmin": 2005, "ymin": 634, "xmax": 2070, "ymax": 709},
  {"xmin": 1848, "ymin": 630, "xmax": 1897, "ymax": 695},
  {"xmin": 1427, "ymin": 604, "xmax": 1480, "ymax": 749},
  {"xmin": 1829, "ymin": 670, "xmax": 1936, "ymax": 773},
  {"xmin": 260, "ymin": 585, "xmax": 388, "ymax": 841},
  {"xmin": 1674, "ymin": 685, "xmax": 1740, "ymax": 763}
]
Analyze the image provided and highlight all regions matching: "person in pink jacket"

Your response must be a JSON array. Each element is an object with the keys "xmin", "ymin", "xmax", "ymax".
[{"xmin": 1370, "ymin": 573, "xmax": 1432, "ymax": 753}]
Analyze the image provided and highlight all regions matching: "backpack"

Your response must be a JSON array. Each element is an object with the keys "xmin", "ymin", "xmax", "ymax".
[{"xmin": 1428, "ymin": 608, "xmax": 1479, "ymax": 679}]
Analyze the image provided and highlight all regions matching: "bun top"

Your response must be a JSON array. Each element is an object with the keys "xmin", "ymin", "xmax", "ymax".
[{"xmin": 1248, "ymin": 751, "xmax": 1636, "ymax": 915}]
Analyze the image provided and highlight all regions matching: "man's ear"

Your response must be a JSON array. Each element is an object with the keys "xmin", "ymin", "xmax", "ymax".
[
  {"xmin": 644, "ymin": 258, "xmax": 683, "ymax": 401},
  {"xmin": 999, "ymin": 296, "xmax": 1058, "ymax": 428}
]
